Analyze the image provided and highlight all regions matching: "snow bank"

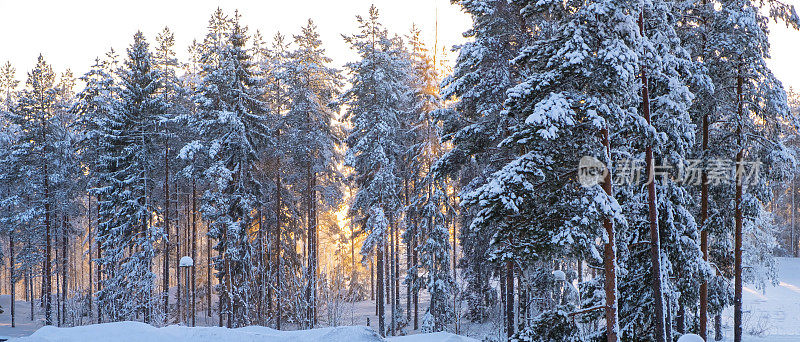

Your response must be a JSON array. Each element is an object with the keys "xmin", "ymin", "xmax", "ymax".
[
  {"xmin": 388, "ymin": 332, "xmax": 479, "ymax": 342},
  {"xmin": 10, "ymin": 322, "xmax": 382, "ymax": 342},
  {"xmin": 676, "ymin": 334, "xmax": 704, "ymax": 342}
]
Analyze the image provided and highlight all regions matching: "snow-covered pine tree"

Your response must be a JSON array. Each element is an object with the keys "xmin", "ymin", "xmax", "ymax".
[
  {"xmin": 73, "ymin": 55, "xmax": 120, "ymax": 324},
  {"xmin": 189, "ymin": 9, "xmax": 269, "ymax": 328},
  {"xmin": 93, "ymin": 31, "xmax": 164, "ymax": 322},
  {"xmin": 609, "ymin": 1, "xmax": 706, "ymax": 339},
  {"xmin": 402, "ymin": 26, "xmax": 455, "ymax": 333},
  {"xmin": 343, "ymin": 5, "xmax": 410, "ymax": 337},
  {"xmin": 3, "ymin": 55, "xmax": 62, "ymax": 325},
  {"xmin": 51, "ymin": 68, "xmax": 82, "ymax": 327},
  {"xmin": 284, "ymin": 19, "xmax": 344, "ymax": 327},
  {"xmin": 435, "ymin": 0, "xmax": 529, "ymax": 329},
  {"xmin": 153, "ymin": 25, "xmax": 193, "ymax": 323},
  {"xmin": 460, "ymin": 0, "xmax": 658, "ymax": 339},
  {"xmin": 0, "ymin": 60, "xmax": 20, "ymax": 327},
  {"xmin": 709, "ymin": 2, "xmax": 796, "ymax": 341},
  {"xmin": 260, "ymin": 31, "xmax": 306, "ymax": 329}
]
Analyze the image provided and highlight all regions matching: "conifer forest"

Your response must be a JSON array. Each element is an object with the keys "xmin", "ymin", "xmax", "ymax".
[{"xmin": 1, "ymin": 1, "xmax": 800, "ymax": 341}]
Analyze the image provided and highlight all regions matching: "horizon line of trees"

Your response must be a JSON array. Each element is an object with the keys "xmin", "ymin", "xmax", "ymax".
[
  {"xmin": 1, "ymin": 1, "xmax": 800, "ymax": 342},
  {"xmin": 0, "ymin": 6, "xmax": 462, "ymax": 337}
]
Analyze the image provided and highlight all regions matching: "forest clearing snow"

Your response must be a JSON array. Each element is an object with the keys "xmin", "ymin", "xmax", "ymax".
[{"xmin": 6, "ymin": 321, "xmax": 478, "ymax": 342}]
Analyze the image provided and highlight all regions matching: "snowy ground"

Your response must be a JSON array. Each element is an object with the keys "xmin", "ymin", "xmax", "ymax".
[
  {"xmin": 4, "ymin": 321, "xmax": 478, "ymax": 342},
  {"xmin": 1, "ymin": 258, "xmax": 799, "ymax": 341},
  {"xmin": 716, "ymin": 257, "xmax": 800, "ymax": 341}
]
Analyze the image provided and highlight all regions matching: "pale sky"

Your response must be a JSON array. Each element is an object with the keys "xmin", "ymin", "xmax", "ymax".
[
  {"xmin": 0, "ymin": 0, "xmax": 799, "ymax": 91},
  {"xmin": 0, "ymin": 0, "xmax": 471, "ymax": 81}
]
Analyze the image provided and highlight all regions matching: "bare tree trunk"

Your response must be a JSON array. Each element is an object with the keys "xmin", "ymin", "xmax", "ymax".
[
  {"xmin": 390, "ymin": 219, "xmax": 396, "ymax": 336},
  {"xmin": 413, "ymin": 231, "xmax": 418, "ymax": 330},
  {"xmin": 29, "ymin": 268, "xmax": 34, "ymax": 321},
  {"xmin": 394, "ymin": 219, "xmax": 400, "ymax": 332},
  {"xmin": 305, "ymin": 167, "xmax": 318, "ymax": 327},
  {"xmin": 257, "ymin": 209, "xmax": 263, "ymax": 324},
  {"xmin": 61, "ymin": 215, "xmax": 68, "ymax": 326},
  {"xmin": 665, "ymin": 296, "xmax": 672, "ymax": 341},
  {"xmin": 177, "ymin": 183, "xmax": 182, "ymax": 324},
  {"xmin": 192, "ymin": 181, "xmax": 197, "ymax": 327},
  {"xmin": 10, "ymin": 233, "xmax": 15, "ymax": 327},
  {"xmin": 163, "ymin": 145, "xmax": 170, "ymax": 321},
  {"xmin": 700, "ymin": 112, "xmax": 710, "ymax": 340},
  {"xmin": 601, "ymin": 127, "xmax": 619, "ymax": 342},
  {"xmin": 275, "ymin": 167, "xmax": 283, "ymax": 330},
  {"xmin": 207, "ymin": 220, "xmax": 212, "ymax": 319},
  {"xmin": 405, "ymin": 180, "xmax": 411, "ymax": 322},
  {"xmin": 505, "ymin": 260, "xmax": 514, "ymax": 338},
  {"xmin": 56, "ymin": 235, "xmax": 61, "ymax": 327},
  {"xmin": 44, "ymin": 162, "xmax": 53, "ymax": 326},
  {"xmin": 97, "ymin": 224, "xmax": 102, "ymax": 323},
  {"xmin": 639, "ymin": 11, "xmax": 666, "ymax": 342},
  {"xmin": 88, "ymin": 196, "xmax": 94, "ymax": 323},
  {"xmin": 377, "ymin": 240, "xmax": 385, "ymax": 337}
]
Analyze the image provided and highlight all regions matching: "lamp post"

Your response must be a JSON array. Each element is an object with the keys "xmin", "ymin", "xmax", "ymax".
[{"xmin": 179, "ymin": 256, "xmax": 194, "ymax": 326}]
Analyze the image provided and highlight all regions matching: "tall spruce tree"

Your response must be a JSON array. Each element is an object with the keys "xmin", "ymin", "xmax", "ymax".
[
  {"xmin": 435, "ymin": 0, "xmax": 529, "ymax": 331},
  {"xmin": 4, "ymin": 55, "xmax": 61, "ymax": 325},
  {"xmin": 93, "ymin": 32, "xmax": 164, "ymax": 322},
  {"xmin": 284, "ymin": 19, "xmax": 344, "ymax": 327},
  {"xmin": 189, "ymin": 10, "xmax": 269, "ymax": 328},
  {"xmin": 343, "ymin": 5, "xmax": 410, "ymax": 337}
]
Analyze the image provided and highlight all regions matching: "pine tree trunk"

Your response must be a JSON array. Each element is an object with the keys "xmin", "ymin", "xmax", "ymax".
[
  {"xmin": 394, "ymin": 219, "xmax": 399, "ymax": 331},
  {"xmin": 413, "ymin": 233, "xmax": 418, "ymax": 330},
  {"xmin": 639, "ymin": 11, "xmax": 666, "ymax": 342},
  {"xmin": 390, "ymin": 219, "xmax": 396, "ymax": 336},
  {"xmin": 305, "ymin": 167, "xmax": 317, "ymax": 327},
  {"xmin": 56, "ymin": 241, "xmax": 61, "ymax": 327},
  {"xmin": 192, "ymin": 181, "xmax": 197, "ymax": 327},
  {"xmin": 44, "ymin": 161, "xmax": 53, "ymax": 326},
  {"xmin": 700, "ymin": 112, "xmax": 709, "ymax": 340},
  {"xmin": 275, "ymin": 166, "xmax": 283, "ymax": 330},
  {"xmin": 601, "ymin": 126, "xmax": 619, "ymax": 342},
  {"xmin": 10, "ymin": 233, "xmax": 15, "ymax": 328},
  {"xmin": 405, "ymin": 180, "xmax": 411, "ymax": 322},
  {"xmin": 386, "ymin": 245, "xmax": 390, "ymax": 307},
  {"xmin": 377, "ymin": 241, "xmax": 385, "ymax": 337},
  {"xmin": 665, "ymin": 296, "xmax": 672, "ymax": 341},
  {"xmin": 177, "ymin": 182, "xmax": 182, "ymax": 324},
  {"xmin": 699, "ymin": 1, "xmax": 710, "ymax": 335},
  {"xmin": 28, "ymin": 268, "xmax": 33, "ymax": 321},
  {"xmin": 257, "ymin": 209, "xmax": 263, "ymax": 324},
  {"xmin": 97, "ymin": 223, "xmax": 102, "ymax": 323},
  {"xmin": 88, "ymin": 196, "xmax": 94, "ymax": 323},
  {"xmin": 163, "ymin": 145, "xmax": 170, "ymax": 321},
  {"xmin": 500, "ymin": 264, "xmax": 506, "ymax": 334},
  {"xmin": 61, "ymin": 216, "xmax": 67, "ymax": 326},
  {"xmin": 505, "ymin": 260, "xmax": 514, "ymax": 338},
  {"xmin": 733, "ymin": 67, "xmax": 744, "ymax": 342},
  {"xmin": 207, "ymin": 221, "xmax": 212, "ymax": 319}
]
